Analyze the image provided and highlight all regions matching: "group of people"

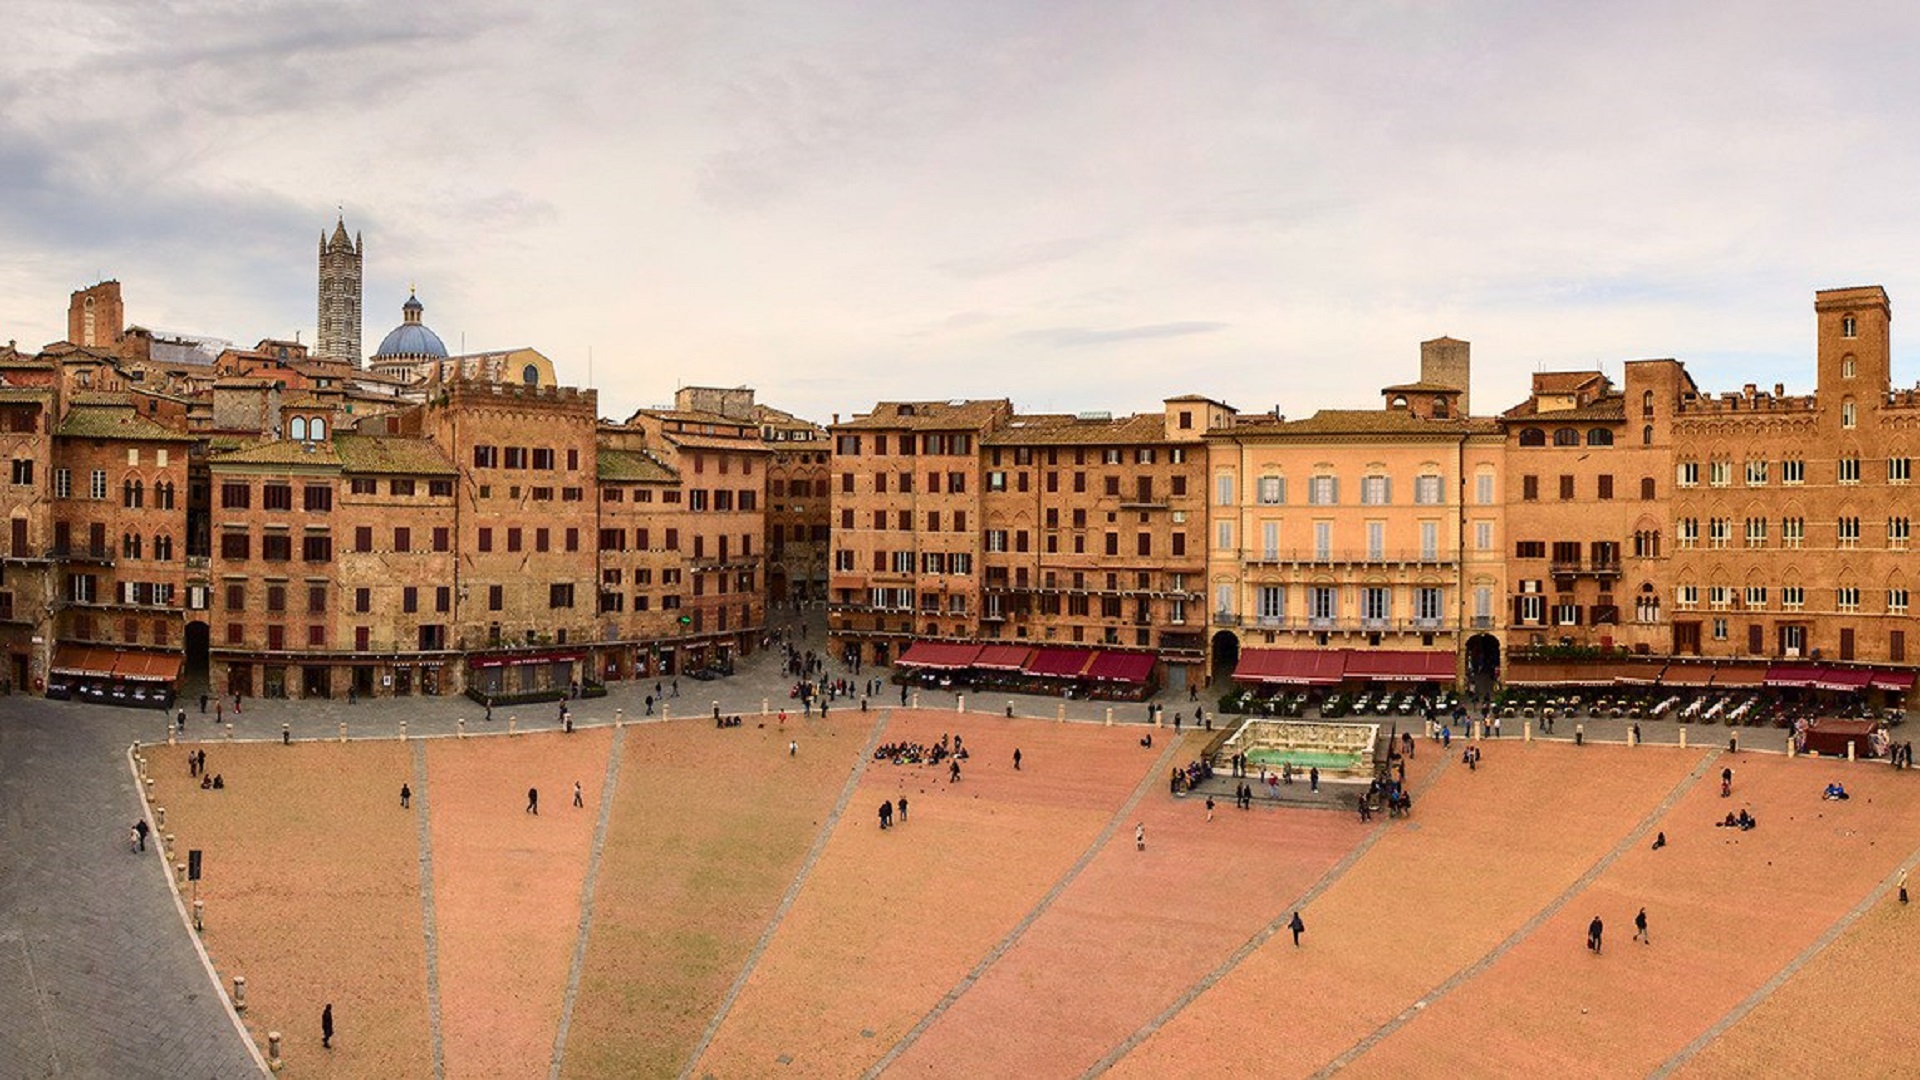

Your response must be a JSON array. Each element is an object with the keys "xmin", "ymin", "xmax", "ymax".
[
  {"xmin": 1461, "ymin": 744, "xmax": 1484, "ymax": 771},
  {"xmin": 874, "ymin": 733, "xmax": 966, "ymax": 767},
  {"xmin": 1717, "ymin": 808, "xmax": 1758, "ymax": 830},
  {"xmin": 1822, "ymin": 780, "xmax": 1852, "ymax": 801},
  {"xmin": 1171, "ymin": 757, "xmax": 1214, "ymax": 794},
  {"xmin": 1586, "ymin": 908, "xmax": 1652, "ymax": 954},
  {"xmin": 877, "ymin": 796, "xmax": 907, "ymax": 828}
]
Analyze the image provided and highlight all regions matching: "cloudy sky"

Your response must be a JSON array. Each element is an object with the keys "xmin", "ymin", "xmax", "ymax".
[{"xmin": 6, "ymin": 1, "xmax": 1920, "ymax": 423}]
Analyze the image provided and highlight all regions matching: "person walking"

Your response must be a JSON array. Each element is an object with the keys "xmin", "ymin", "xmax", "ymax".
[
  {"xmin": 1135, "ymin": 822, "xmax": 1146, "ymax": 851},
  {"xmin": 1899, "ymin": 867, "xmax": 1910, "ymax": 904},
  {"xmin": 573, "ymin": 781, "xmax": 584, "ymax": 809},
  {"xmin": 133, "ymin": 818, "xmax": 150, "ymax": 852},
  {"xmin": 1289, "ymin": 910, "xmax": 1306, "ymax": 946},
  {"xmin": 1309, "ymin": 766, "xmax": 1320, "ymax": 793},
  {"xmin": 526, "ymin": 787, "xmax": 539, "ymax": 815},
  {"xmin": 1633, "ymin": 907, "xmax": 1650, "ymax": 944},
  {"xmin": 1587, "ymin": 915, "xmax": 1604, "ymax": 954},
  {"xmin": 897, "ymin": 796, "xmax": 908, "ymax": 823},
  {"xmin": 127, "ymin": 824, "xmax": 142, "ymax": 853},
  {"xmin": 322, "ymin": 1003, "xmax": 334, "ymax": 1049},
  {"xmin": 879, "ymin": 800, "xmax": 892, "ymax": 829},
  {"xmin": 176, "ymin": 709, "xmax": 186, "ymax": 734},
  {"xmin": 400, "ymin": 783, "xmax": 411, "ymax": 809},
  {"xmin": 789, "ymin": 740, "xmax": 798, "ymax": 756},
  {"xmin": 1205, "ymin": 795, "xmax": 1215, "ymax": 822},
  {"xmin": 950, "ymin": 760, "xmax": 961, "ymax": 783},
  {"xmin": 1013, "ymin": 748, "xmax": 1022, "ymax": 771},
  {"xmin": 1721, "ymin": 766, "xmax": 1733, "ymax": 798}
]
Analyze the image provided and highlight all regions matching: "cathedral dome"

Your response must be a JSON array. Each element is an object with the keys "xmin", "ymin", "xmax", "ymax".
[{"xmin": 372, "ymin": 291, "xmax": 448, "ymax": 360}]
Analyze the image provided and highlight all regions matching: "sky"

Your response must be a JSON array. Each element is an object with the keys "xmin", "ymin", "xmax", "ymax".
[{"xmin": 6, "ymin": 1, "xmax": 1920, "ymax": 425}]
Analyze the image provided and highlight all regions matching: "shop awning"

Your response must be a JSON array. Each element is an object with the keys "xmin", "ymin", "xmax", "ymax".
[
  {"xmin": 1344, "ymin": 650, "xmax": 1454, "ymax": 683},
  {"xmin": 1711, "ymin": 663, "xmax": 1770, "ymax": 688},
  {"xmin": 51, "ymin": 645, "xmax": 117, "ymax": 679},
  {"xmin": 897, "ymin": 642, "xmax": 984, "ymax": 670},
  {"xmin": 972, "ymin": 644, "xmax": 1033, "ymax": 671},
  {"xmin": 1661, "ymin": 663, "xmax": 1717, "ymax": 686},
  {"xmin": 1024, "ymin": 648, "xmax": 1096, "ymax": 679},
  {"xmin": 1611, "ymin": 659, "xmax": 1669, "ymax": 685},
  {"xmin": 1088, "ymin": 650, "xmax": 1156, "ymax": 682},
  {"xmin": 1234, "ymin": 648, "xmax": 1347, "ymax": 686},
  {"xmin": 1764, "ymin": 664, "xmax": 1823, "ymax": 688},
  {"xmin": 469, "ymin": 651, "xmax": 586, "ymax": 669},
  {"xmin": 1871, "ymin": 670, "xmax": 1916, "ymax": 693},
  {"xmin": 114, "ymin": 651, "xmax": 183, "ymax": 683},
  {"xmin": 1506, "ymin": 661, "xmax": 1616, "ymax": 687},
  {"xmin": 1813, "ymin": 667, "xmax": 1874, "ymax": 693}
]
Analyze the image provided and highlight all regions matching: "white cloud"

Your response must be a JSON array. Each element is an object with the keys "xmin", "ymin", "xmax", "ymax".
[{"xmin": 5, "ymin": 1, "xmax": 1920, "ymax": 422}]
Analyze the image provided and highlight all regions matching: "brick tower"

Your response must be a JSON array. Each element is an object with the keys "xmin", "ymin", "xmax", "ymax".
[{"xmin": 317, "ymin": 216, "xmax": 363, "ymax": 366}]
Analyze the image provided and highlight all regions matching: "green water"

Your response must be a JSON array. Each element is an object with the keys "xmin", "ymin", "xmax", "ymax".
[{"xmin": 1244, "ymin": 748, "xmax": 1366, "ymax": 771}]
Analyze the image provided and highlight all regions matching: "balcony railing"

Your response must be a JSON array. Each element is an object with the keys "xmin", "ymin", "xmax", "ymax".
[{"xmin": 1240, "ymin": 548, "xmax": 1455, "ymax": 568}]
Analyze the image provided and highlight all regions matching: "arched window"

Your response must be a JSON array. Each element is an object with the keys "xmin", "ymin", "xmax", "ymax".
[
  {"xmin": 311, "ymin": 417, "xmax": 327, "ymax": 441},
  {"xmin": 1518, "ymin": 428, "xmax": 1546, "ymax": 447},
  {"xmin": 289, "ymin": 416, "xmax": 308, "ymax": 441},
  {"xmin": 1640, "ymin": 477, "xmax": 1656, "ymax": 500},
  {"xmin": 523, "ymin": 364, "xmax": 540, "ymax": 386},
  {"xmin": 1553, "ymin": 428, "xmax": 1580, "ymax": 447},
  {"xmin": 1842, "ymin": 355, "xmax": 1856, "ymax": 379},
  {"xmin": 1842, "ymin": 399, "xmax": 1857, "ymax": 428},
  {"xmin": 1431, "ymin": 396, "xmax": 1449, "ymax": 418},
  {"xmin": 1587, "ymin": 428, "xmax": 1614, "ymax": 446},
  {"xmin": 153, "ymin": 534, "xmax": 172, "ymax": 562},
  {"xmin": 1643, "ymin": 425, "xmax": 1654, "ymax": 445},
  {"xmin": 1642, "ymin": 390, "xmax": 1655, "ymax": 418}
]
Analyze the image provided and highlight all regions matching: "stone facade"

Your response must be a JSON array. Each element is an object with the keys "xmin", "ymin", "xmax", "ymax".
[{"xmin": 316, "ymin": 219, "xmax": 363, "ymax": 366}]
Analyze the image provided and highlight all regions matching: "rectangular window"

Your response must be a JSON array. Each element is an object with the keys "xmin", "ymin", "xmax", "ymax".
[
  {"xmin": 304, "ymin": 486, "xmax": 332, "ymax": 512},
  {"xmin": 1708, "ymin": 518, "xmax": 1730, "ymax": 548},
  {"xmin": 1257, "ymin": 586, "xmax": 1286, "ymax": 622},
  {"xmin": 1745, "ymin": 518, "xmax": 1767, "ymax": 548},
  {"xmin": 1782, "ymin": 517, "xmax": 1804, "ymax": 548},
  {"xmin": 1415, "ymin": 474, "xmax": 1442, "ymax": 505},
  {"xmin": 1781, "ymin": 586, "xmax": 1804, "ymax": 610},
  {"xmin": 54, "ymin": 467, "xmax": 70, "ymax": 499},
  {"xmin": 221, "ymin": 481, "xmax": 251, "ymax": 509},
  {"xmin": 488, "ymin": 584, "xmax": 503, "ymax": 611},
  {"xmin": 1597, "ymin": 474, "xmax": 1614, "ymax": 500},
  {"xmin": 433, "ymin": 527, "xmax": 449, "ymax": 552},
  {"xmin": 1838, "ymin": 517, "xmax": 1861, "ymax": 548},
  {"xmin": 1475, "ymin": 473, "xmax": 1494, "ymax": 505},
  {"xmin": 403, "ymin": 587, "xmax": 418, "ymax": 613},
  {"xmin": 1366, "ymin": 521, "xmax": 1385, "ymax": 560},
  {"xmin": 1677, "ymin": 518, "xmax": 1698, "ymax": 549},
  {"xmin": 1891, "ymin": 589, "xmax": 1909, "ymax": 615},
  {"xmin": 1746, "ymin": 459, "xmax": 1768, "ymax": 485},
  {"xmin": 1475, "ymin": 521, "xmax": 1493, "ymax": 550},
  {"xmin": 1839, "ymin": 456, "xmax": 1861, "ymax": 484},
  {"xmin": 1746, "ymin": 586, "xmax": 1767, "ymax": 610},
  {"xmin": 1522, "ymin": 475, "xmax": 1539, "ymax": 501},
  {"xmin": 1892, "ymin": 517, "xmax": 1911, "ymax": 550},
  {"xmin": 1893, "ymin": 457, "xmax": 1913, "ymax": 484},
  {"xmin": 549, "ymin": 583, "xmax": 575, "ymax": 609},
  {"xmin": 302, "ymin": 534, "xmax": 332, "ymax": 562},
  {"xmin": 1216, "ymin": 474, "xmax": 1235, "ymax": 506},
  {"xmin": 1420, "ymin": 521, "xmax": 1439, "ymax": 560},
  {"xmin": 220, "ymin": 532, "xmax": 250, "ymax": 560},
  {"xmin": 1360, "ymin": 476, "xmax": 1388, "ymax": 505},
  {"xmin": 1781, "ymin": 459, "xmax": 1804, "ymax": 485},
  {"xmin": 1837, "ymin": 586, "xmax": 1860, "ymax": 612},
  {"xmin": 1256, "ymin": 476, "xmax": 1284, "ymax": 505},
  {"xmin": 1215, "ymin": 521, "xmax": 1232, "ymax": 551},
  {"xmin": 1709, "ymin": 460, "xmax": 1732, "ymax": 487},
  {"xmin": 1309, "ymin": 476, "xmax": 1337, "ymax": 505},
  {"xmin": 263, "ymin": 484, "xmax": 292, "ymax": 511},
  {"xmin": 1310, "ymin": 586, "xmax": 1336, "ymax": 622},
  {"xmin": 262, "ymin": 534, "xmax": 291, "ymax": 561},
  {"xmin": 1361, "ymin": 586, "xmax": 1390, "ymax": 624},
  {"xmin": 90, "ymin": 469, "xmax": 107, "ymax": 500},
  {"xmin": 308, "ymin": 585, "xmax": 327, "ymax": 614},
  {"xmin": 1261, "ymin": 520, "xmax": 1279, "ymax": 560},
  {"xmin": 1416, "ymin": 587, "xmax": 1443, "ymax": 623},
  {"xmin": 1558, "ymin": 475, "xmax": 1575, "ymax": 500},
  {"xmin": 355, "ymin": 588, "xmax": 371, "ymax": 614},
  {"xmin": 1677, "ymin": 461, "xmax": 1699, "ymax": 487}
]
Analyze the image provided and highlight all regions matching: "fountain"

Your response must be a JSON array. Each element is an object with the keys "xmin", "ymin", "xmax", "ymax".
[{"xmin": 1219, "ymin": 718, "xmax": 1381, "ymax": 777}]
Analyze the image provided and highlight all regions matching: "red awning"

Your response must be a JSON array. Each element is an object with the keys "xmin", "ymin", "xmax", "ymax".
[
  {"xmin": 1711, "ymin": 663, "xmax": 1769, "ymax": 688},
  {"xmin": 897, "ymin": 642, "xmax": 984, "ymax": 669},
  {"xmin": 115, "ymin": 651, "xmax": 183, "ymax": 683},
  {"xmin": 1661, "ymin": 663, "xmax": 1716, "ymax": 686},
  {"xmin": 1813, "ymin": 667, "xmax": 1874, "ymax": 693},
  {"xmin": 1234, "ymin": 648, "xmax": 1347, "ymax": 686},
  {"xmin": 972, "ymin": 644, "xmax": 1033, "ymax": 671},
  {"xmin": 51, "ymin": 645, "xmax": 117, "ymax": 678},
  {"xmin": 1344, "ymin": 649, "xmax": 1454, "ymax": 683},
  {"xmin": 469, "ymin": 651, "xmax": 586, "ymax": 669},
  {"xmin": 1506, "ymin": 661, "xmax": 1615, "ymax": 687},
  {"xmin": 1024, "ymin": 648, "xmax": 1096, "ymax": 679},
  {"xmin": 1871, "ymin": 670, "xmax": 1916, "ymax": 693},
  {"xmin": 1765, "ymin": 664, "xmax": 1823, "ymax": 688},
  {"xmin": 1088, "ymin": 651, "xmax": 1156, "ymax": 682},
  {"xmin": 1611, "ymin": 660, "xmax": 1669, "ymax": 685}
]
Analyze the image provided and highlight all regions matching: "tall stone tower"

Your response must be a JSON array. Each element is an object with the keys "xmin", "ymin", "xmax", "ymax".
[
  {"xmin": 317, "ymin": 217, "xmax": 363, "ymax": 366},
  {"xmin": 67, "ymin": 281, "xmax": 124, "ymax": 349}
]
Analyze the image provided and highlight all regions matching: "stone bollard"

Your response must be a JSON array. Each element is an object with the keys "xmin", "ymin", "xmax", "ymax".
[
  {"xmin": 400, "ymin": 719, "xmax": 408, "ymax": 742},
  {"xmin": 1848, "ymin": 739, "xmax": 1857, "ymax": 762},
  {"xmin": 168, "ymin": 727, "xmax": 176, "ymax": 746},
  {"xmin": 155, "ymin": 806, "xmax": 166, "ymax": 829},
  {"xmin": 165, "ymin": 833, "xmax": 175, "ymax": 857},
  {"xmin": 193, "ymin": 899, "xmax": 204, "ymax": 932},
  {"xmin": 1006, "ymin": 701, "xmax": 1014, "ymax": 718},
  {"xmin": 712, "ymin": 700, "xmax": 720, "ymax": 721},
  {"xmin": 175, "ymin": 862, "xmax": 187, "ymax": 884},
  {"xmin": 662, "ymin": 704, "xmax": 670, "ymax": 721},
  {"xmin": 225, "ymin": 723, "xmax": 234, "ymax": 741},
  {"xmin": 957, "ymin": 695, "xmax": 965, "ymax": 714},
  {"xmin": 1574, "ymin": 723, "xmax": 1584, "ymax": 746},
  {"xmin": 509, "ymin": 717, "xmax": 517, "ymax": 737},
  {"xmin": 458, "ymin": 718, "xmax": 467, "ymax": 739},
  {"xmin": 615, "ymin": 708, "xmax": 624, "ymax": 728},
  {"xmin": 762, "ymin": 698, "xmax": 770, "ymax": 716},
  {"xmin": 1680, "ymin": 726, "xmax": 1688, "ymax": 749},
  {"xmin": 145, "ymin": 777, "xmax": 156, "ymax": 800},
  {"xmin": 138, "ymin": 755, "xmax": 148, "ymax": 778},
  {"xmin": 1628, "ymin": 726, "xmax": 1638, "ymax": 747},
  {"xmin": 912, "ymin": 693, "xmax": 921, "ymax": 710},
  {"xmin": 1787, "ymin": 735, "xmax": 1796, "ymax": 758},
  {"xmin": 1524, "ymin": 720, "xmax": 1532, "ymax": 742},
  {"xmin": 339, "ymin": 721, "xmax": 347, "ymax": 743},
  {"xmin": 232, "ymin": 975, "xmax": 246, "ymax": 1012},
  {"xmin": 268, "ymin": 1031, "xmax": 282, "ymax": 1072},
  {"xmin": 1057, "ymin": 702, "xmax": 1066, "ymax": 722},
  {"xmin": 1105, "ymin": 707, "xmax": 1114, "ymax": 727},
  {"xmin": 282, "ymin": 722, "xmax": 291, "ymax": 746}
]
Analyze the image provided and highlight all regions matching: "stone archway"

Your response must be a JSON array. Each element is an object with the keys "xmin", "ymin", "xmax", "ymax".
[
  {"xmin": 1466, "ymin": 633, "xmax": 1501, "ymax": 697},
  {"xmin": 1210, "ymin": 629, "xmax": 1241, "ymax": 684}
]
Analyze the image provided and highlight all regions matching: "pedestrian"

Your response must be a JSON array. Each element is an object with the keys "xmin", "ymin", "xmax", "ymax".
[
  {"xmin": 897, "ymin": 796, "xmax": 908, "ymax": 823},
  {"xmin": 1135, "ymin": 822, "xmax": 1145, "ymax": 851},
  {"xmin": 197, "ymin": 749, "xmax": 207, "ymax": 774},
  {"xmin": 1587, "ymin": 915, "xmax": 1604, "ymax": 953},
  {"xmin": 128, "ymin": 824, "xmax": 141, "ymax": 853},
  {"xmin": 1721, "ymin": 766, "xmax": 1733, "ymax": 798},
  {"xmin": 879, "ymin": 800, "xmax": 892, "ymax": 829},
  {"xmin": 950, "ymin": 760, "xmax": 961, "ymax": 783},
  {"xmin": 400, "ymin": 783, "xmax": 411, "ymax": 809},
  {"xmin": 1633, "ymin": 907, "xmax": 1649, "ymax": 944},
  {"xmin": 644, "ymin": 695, "xmax": 654, "ymax": 716},
  {"xmin": 322, "ymin": 1002, "xmax": 333, "ymax": 1049},
  {"xmin": 573, "ymin": 781, "xmax": 584, "ymax": 809},
  {"xmin": 527, "ymin": 787, "xmax": 539, "ymax": 815},
  {"xmin": 189, "ymin": 750, "xmax": 199, "ymax": 777},
  {"xmin": 199, "ymin": 692, "xmax": 208, "ymax": 714},
  {"xmin": 176, "ymin": 709, "xmax": 186, "ymax": 734},
  {"xmin": 348, "ymin": 684, "xmax": 357, "ymax": 705},
  {"xmin": 1309, "ymin": 766, "xmax": 1319, "ymax": 793},
  {"xmin": 134, "ymin": 818, "xmax": 150, "ymax": 852},
  {"xmin": 1173, "ymin": 712, "xmax": 1183, "ymax": 734},
  {"xmin": 1205, "ymin": 796, "xmax": 1215, "ymax": 822},
  {"xmin": 1357, "ymin": 793, "xmax": 1370, "ymax": 822},
  {"xmin": 485, "ymin": 698, "xmax": 494, "ymax": 722},
  {"xmin": 1899, "ymin": 867, "xmax": 1910, "ymax": 904},
  {"xmin": 1289, "ymin": 910, "xmax": 1306, "ymax": 946},
  {"xmin": 672, "ymin": 678, "xmax": 679, "ymax": 697},
  {"xmin": 1651, "ymin": 831, "xmax": 1667, "ymax": 850},
  {"xmin": 788, "ymin": 740, "xmax": 798, "ymax": 756},
  {"xmin": 1013, "ymin": 748, "xmax": 1022, "ymax": 771},
  {"xmin": 216, "ymin": 701, "xmax": 224, "ymax": 725}
]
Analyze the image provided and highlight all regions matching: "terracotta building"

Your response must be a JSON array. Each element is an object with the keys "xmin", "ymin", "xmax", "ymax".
[{"xmin": 1204, "ymin": 340, "xmax": 1502, "ymax": 688}]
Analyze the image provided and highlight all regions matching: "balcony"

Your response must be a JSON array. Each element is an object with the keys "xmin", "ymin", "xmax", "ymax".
[
  {"xmin": 1240, "ymin": 548, "xmax": 1456, "ymax": 569},
  {"xmin": 1118, "ymin": 497, "xmax": 1169, "ymax": 510},
  {"xmin": 1551, "ymin": 559, "xmax": 1622, "ymax": 579},
  {"xmin": 48, "ymin": 546, "xmax": 115, "ymax": 566}
]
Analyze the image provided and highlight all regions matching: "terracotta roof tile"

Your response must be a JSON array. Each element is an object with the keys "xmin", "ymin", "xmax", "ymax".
[
  {"xmin": 985, "ymin": 412, "xmax": 1170, "ymax": 445},
  {"xmin": 332, "ymin": 434, "xmax": 457, "ymax": 476},
  {"xmin": 835, "ymin": 399, "xmax": 1012, "ymax": 431},
  {"xmin": 210, "ymin": 438, "xmax": 342, "ymax": 467},
  {"xmin": 55, "ymin": 404, "xmax": 196, "ymax": 442},
  {"xmin": 1221, "ymin": 409, "xmax": 1495, "ymax": 437},
  {"xmin": 598, "ymin": 448, "xmax": 678, "ymax": 483}
]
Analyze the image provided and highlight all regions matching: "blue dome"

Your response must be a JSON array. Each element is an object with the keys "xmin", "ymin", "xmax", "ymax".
[
  {"xmin": 372, "ymin": 292, "xmax": 448, "ymax": 359},
  {"xmin": 374, "ymin": 322, "xmax": 448, "ymax": 359}
]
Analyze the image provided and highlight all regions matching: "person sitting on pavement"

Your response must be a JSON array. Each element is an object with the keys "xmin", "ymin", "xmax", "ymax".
[{"xmin": 1823, "ymin": 781, "xmax": 1851, "ymax": 801}]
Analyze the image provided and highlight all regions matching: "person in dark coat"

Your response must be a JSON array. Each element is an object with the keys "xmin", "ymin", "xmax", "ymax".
[
  {"xmin": 1289, "ymin": 910, "xmax": 1306, "ymax": 946},
  {"xmin": 322, "ymin": 1002, "xmax": 334, "ymax": 1049},
  {"xmin": 878, "ymin": 800, "xmax": 892, "ymax": 829},
  {"xmin": 1588, "ymin": 915, "xmax": 1604, "ymax": 953},
  {"xmin": 400, "ymin": 784, "xmax": 411, "ymax": 809},
  {"xmin": 526, "ymin": 787, "xmax": 539, "ymax": 815}
]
